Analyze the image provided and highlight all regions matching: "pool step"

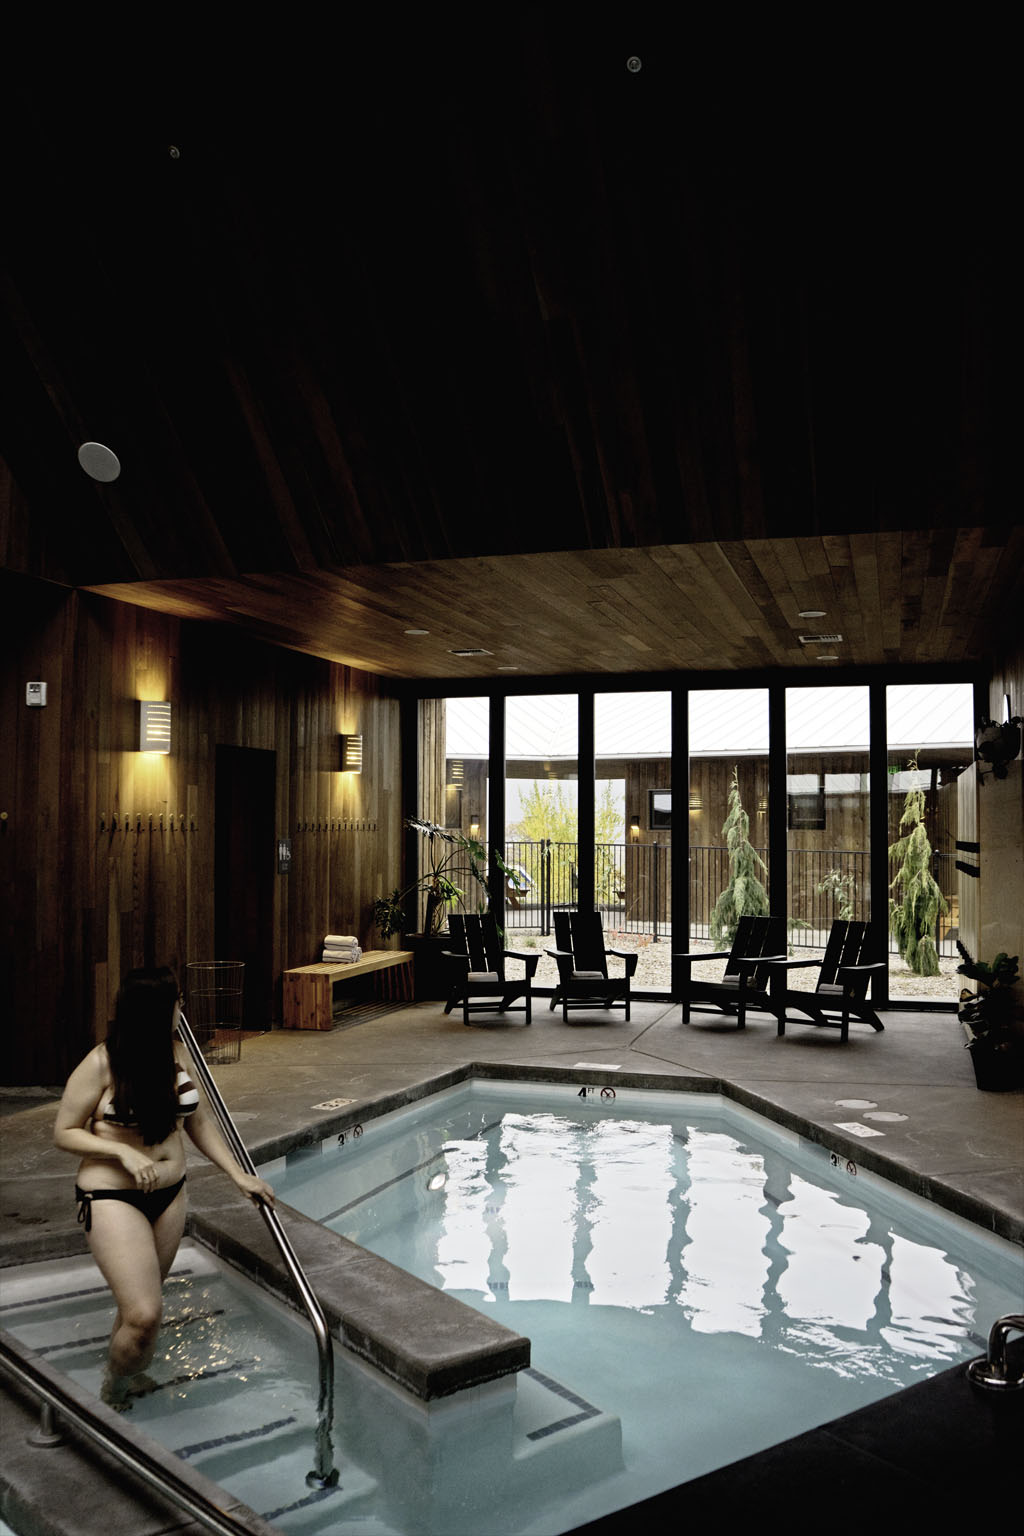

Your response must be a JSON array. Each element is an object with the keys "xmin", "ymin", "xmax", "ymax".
[{"xmin": 2, "ymin": 1248, "xmax": 622, "ymax": 1536}]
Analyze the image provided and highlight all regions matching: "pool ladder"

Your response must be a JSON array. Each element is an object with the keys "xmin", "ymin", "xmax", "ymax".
[
  {"xmin": 966, "ymin": 1314, "xmax": 1024, "ymax": 1391},
  {"xmin": 178, "ymin": 1010, "xmax": 339, "ymax": 1489}
]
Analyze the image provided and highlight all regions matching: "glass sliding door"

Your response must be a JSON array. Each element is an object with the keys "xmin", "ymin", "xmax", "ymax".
[
  {"xmin": 443, "ymin": 695, "xmax": 490, "ymax": 912},
  {"xmin": 504, "ymin": 694, "xmax": 578, "ymax": 985},
  {"xmin": 688, "ymin": 689, "xmax": 770, "ymax": 959},
  {"xmin": 886, "ymin": 683, "xmax": 973, "ymax": 1003},
  {"xmin": 786, "ymin": 686, "xmax": 871, "ymax": 981},
  {"xmin": 596, "ymin": 691, "xmax": 672, "ymax": 992}
]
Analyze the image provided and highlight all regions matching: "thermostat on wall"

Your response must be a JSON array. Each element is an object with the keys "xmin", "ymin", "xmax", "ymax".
[{"xmin": 26, "ymin": 682, "xmax": 47, "ymax": 707}]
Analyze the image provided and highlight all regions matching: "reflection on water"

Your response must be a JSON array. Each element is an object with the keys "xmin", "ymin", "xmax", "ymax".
[{"xmin": 418, "ymin": 1109, "xmax": 994, "ymax": 1380}]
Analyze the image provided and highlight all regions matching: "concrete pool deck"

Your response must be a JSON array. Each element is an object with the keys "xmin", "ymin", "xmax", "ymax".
[{"xmin": 2, "ymin": 995, "xmax": 1023, "ymax": 1532}]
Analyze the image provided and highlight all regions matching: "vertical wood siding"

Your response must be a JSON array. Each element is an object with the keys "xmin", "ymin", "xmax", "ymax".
[{"xmin": 2, "ymin": 579, "xmax": 401, "ymax": 1083}]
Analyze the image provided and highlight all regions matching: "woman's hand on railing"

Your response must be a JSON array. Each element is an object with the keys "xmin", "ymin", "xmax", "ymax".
[{"xmin": 234, "ymin": 1170, "xmax": 275, "ymax": 1207}]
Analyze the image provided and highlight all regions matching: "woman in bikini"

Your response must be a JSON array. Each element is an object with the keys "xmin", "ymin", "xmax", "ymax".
[{"xmin": 54, "ymin": 965, "xmax": 274, "ymax": 1402}]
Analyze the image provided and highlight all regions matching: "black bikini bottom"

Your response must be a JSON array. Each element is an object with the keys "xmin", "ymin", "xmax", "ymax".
[{"xmin": 75, "ymin": 1175, "xmax": 186, "ymax": 1233}]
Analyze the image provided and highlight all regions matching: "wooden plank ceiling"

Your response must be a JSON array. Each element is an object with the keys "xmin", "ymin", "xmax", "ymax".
[{"xmin": 2, "ymin": 14, "xmax": 1017, "ymax": 680}]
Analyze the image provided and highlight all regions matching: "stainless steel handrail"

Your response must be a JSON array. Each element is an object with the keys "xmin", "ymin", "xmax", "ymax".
[
  {"xmin": 1, "ymin": 1333, "xmax": 264, "ymax": 1536},
  {"xmin": 177, "ymin": 1010, "xmax": 339, "ymax": 1487},
  {"xmin": 966, "ymin": 1313, "xmax": 1024, "ymax": 1390}
]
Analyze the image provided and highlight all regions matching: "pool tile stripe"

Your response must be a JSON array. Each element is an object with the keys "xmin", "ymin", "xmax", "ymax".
[
  {"xmin": 126, "ymin": 1357, "xmax": 261, "ymax": 1398},
  {"xmin": 523, "ymin": 1366, "xmax": 602, "ymax": 1440},
  {"xmin": 262, "ymin": 1485, "xmax": 342, "ymax": 1521},
  {"xmin": 32, "ymin": 1331, "xmax": 119, "ymax": 1356},
  {"xmin": 0, "ymin": 1270, "xmax": 196, "ymax": 1313},
  {"xmin": 318, "ymin": 1118, "xmax": 504, "ymax": 1223},
  {"xmin": 176, "ymin": 1415, "xmax": 298, "ymax": 1460},
  {"xmin": 16, "ymin": 1307, "xmax": 224, "ymax": 1357}
]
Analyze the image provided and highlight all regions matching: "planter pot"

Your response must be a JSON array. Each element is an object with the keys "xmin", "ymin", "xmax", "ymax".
[
  {"xmin": 967, "ymin": 1040, "xmax": 1024, "ymax": 1093},
  {"xmin": 404, "ymin": 932, "xmax": 452, "ymax": 1002}
]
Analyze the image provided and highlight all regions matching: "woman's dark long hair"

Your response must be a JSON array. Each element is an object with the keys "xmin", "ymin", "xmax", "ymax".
[{"xmin": 105, "ymin": 966, "xmax": 181, "ymax": 1145}]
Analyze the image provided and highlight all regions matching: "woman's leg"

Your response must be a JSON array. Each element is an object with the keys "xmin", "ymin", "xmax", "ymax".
[
  {"xmin": 152, "ymin": 1182, "xmax": 187, "ymax": 1281},
  {"xmin": 86, "ymin": 1192, "xmax": 183, "ymax": 1379}
]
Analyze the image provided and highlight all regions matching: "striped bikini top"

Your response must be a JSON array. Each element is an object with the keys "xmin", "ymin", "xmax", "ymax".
[{"xmin": 101, "ymin": 1068, "xmax": 200, "ymax": 1127}]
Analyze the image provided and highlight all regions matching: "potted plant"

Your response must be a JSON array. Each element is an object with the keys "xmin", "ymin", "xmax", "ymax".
[
  {"xmin": 955, "ymin": 941, "xmax": 1024, "ymax": 1091},
  {"xmin": 374, "ymin": 817, "xmax": 521, "ymax": 999}
]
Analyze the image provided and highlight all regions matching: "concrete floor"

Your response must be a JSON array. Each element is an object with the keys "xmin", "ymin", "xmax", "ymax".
[{"xmin": 2, "ymin": 994, "xmax": 1023, "ymax": 1533}]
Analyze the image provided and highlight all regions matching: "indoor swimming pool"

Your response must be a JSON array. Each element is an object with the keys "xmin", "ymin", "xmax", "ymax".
[{"xmin": 3, "ymin": 1079, "xmax": 1022, "ymax": 1535}]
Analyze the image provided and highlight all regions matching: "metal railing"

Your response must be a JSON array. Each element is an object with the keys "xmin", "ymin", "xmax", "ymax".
[
  {"xmin": 1, "ymin": 1332, "xmax": 265, "ymax": 1536},
  {"xmin": 498, "ymin": 840, "xmax": 960, "ymax": 956},
  {"xmin": 177, "ymin": 1009, "xmax": 339, "ymax": 1490}
]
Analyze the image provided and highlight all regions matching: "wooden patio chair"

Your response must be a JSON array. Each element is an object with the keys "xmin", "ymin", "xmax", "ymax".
[
  {"xmin": 546, "ymin": 911, "xmax": 638, "ymax": 1023},
  {"xmin": 674, "ymin": 914, "xmax": 787, "ymax": 1028},
  {"xmin": 768, "ymin": 920, "xmax": 886, "ymax": 1043},
  {"xmin": 442, "ymin": 913, "xmax": 538, "ymax": 1026}
]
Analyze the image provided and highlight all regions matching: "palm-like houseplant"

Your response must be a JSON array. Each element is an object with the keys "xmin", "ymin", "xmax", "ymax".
[{"xmin": 374, "ymin": 816, "xmax": 519, "ymax": 940}]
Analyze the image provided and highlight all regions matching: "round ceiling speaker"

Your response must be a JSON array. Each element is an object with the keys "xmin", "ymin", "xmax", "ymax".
[{"xmin": 77, "ymin": 442, "xmax": 121, "ymax": 482}]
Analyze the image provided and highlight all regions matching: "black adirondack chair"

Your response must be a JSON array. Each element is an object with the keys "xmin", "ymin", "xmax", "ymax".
[
  {"xmin": 674, "ymin": 914, "xmax": 787, "ymax": 1028},
  {"xmin": 442, "ymin": 913, "xmax": 539, "ymax": 1026},
  {"xmin": 769, "ymin": 920, "xmax": 885, "ymax": 1043},
  {"xmin": 546, "ymin": 911, "xmax": 638, "ymax": 1023}
]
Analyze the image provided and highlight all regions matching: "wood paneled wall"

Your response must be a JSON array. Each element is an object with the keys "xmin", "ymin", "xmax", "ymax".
[{"xmin": 1, "ymin": 574, "xmax": 402, "ymax": 1085}]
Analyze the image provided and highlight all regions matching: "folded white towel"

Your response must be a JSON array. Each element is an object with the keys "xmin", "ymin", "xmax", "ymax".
[
  {"xmin": 324, "ymin": 935, "xmax": 359, "ymax": 947},
  {"xmin": 323, "ymin": 945, "xmax": 362, "ymax": 963}
]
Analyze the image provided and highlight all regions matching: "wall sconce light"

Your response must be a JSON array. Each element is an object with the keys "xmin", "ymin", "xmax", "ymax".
[
  {"xmin": 688, "ymin": 790, "xmax": 702, "ymax": 812},
  {"xmin": 449, "ymin": 758, "xmax": 464, "ymax": 786},
  {"xmin": 629, "ymin": 815, "xmax": 640, "ymax": 839},
  {"xmin": 139, "ymin": 701, "xmax": 171, "ymax": 753},
  {"xmin": 469, "ymin": 812, "xmax": 480, "ymax": 834},
  {"xmin": 340, "ymin": 734, "xmax": 363, "ymax": 772},
  {"xmin": 757, "ymin": 797, "xmax": 768, "ymax": 815}
]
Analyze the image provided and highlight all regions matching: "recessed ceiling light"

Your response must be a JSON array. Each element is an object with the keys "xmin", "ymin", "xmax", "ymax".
[
  {"xmin": 798, "ymin": 609, "xmax": 827, "ymax": 619},
  {"xmin": 817, "ymin": 654, "xmax": 839, "ymax": 661},
  {"xmin": 497, "ymin": 664, "xmax": 520, "ymax": 671},
  {"xmin": 77, "ymin": 441, "xmax": 121, "ymax": 482},
  {"xmin": 403, "ymin": 628, "xmax": 429, "ymax": 636}
]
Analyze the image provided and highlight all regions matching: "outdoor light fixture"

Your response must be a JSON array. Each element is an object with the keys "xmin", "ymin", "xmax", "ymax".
[
  {"xmin": 688, "ymin": 790, "xmax": 702, "ymax": 811},
  {"xmin": 469, "ymin": 812, "xmax": 480, "ymax": 834},
  {"xmin": 630, "ymin": 815, "xmax": 640, "ymax": 838},
  {"xmin": 449, "ymin": 759, "xmax": 464, "ymax": 785},
  {"xmin": 139, "ymin": 701, "xmax": 171, "ymax": 753},
  {"xmin": 340, "ymin": 734, "xmax": 363, "ymax": 772}
]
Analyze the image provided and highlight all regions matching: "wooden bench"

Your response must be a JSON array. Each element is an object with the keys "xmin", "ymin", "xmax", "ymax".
[{"xmin": 282, "ymin": 950, "xmax": 414, "ymax": 1031}]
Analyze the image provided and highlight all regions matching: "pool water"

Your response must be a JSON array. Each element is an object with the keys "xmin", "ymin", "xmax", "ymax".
[
  {"xmin": 262, "ymin": 1080, "xmax": 1023, "ymax": 1527},
  {"xmin": 3, "ymin": 1081, "xmax": 1021, "ymax": 1536}
]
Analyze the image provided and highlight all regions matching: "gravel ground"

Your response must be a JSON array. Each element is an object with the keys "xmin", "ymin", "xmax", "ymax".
[{"xmin": 508, "ymin": 928, "xmax": 963, "ymax": 1004}]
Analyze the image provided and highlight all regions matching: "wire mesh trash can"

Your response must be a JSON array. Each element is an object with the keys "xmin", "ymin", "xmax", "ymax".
[{"xmin": 185, "ymin": 961, "xmax": 245, "ymax": 1064}]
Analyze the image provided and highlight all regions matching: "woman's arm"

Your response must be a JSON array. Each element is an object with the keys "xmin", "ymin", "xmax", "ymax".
[
  {"xmin": 182, "ymin": 1099, "xmax": 275, "ymax": 1206},
  {"xmin": 53, "ymin": 1047, "xmax": 157, "ymax": 1185}
]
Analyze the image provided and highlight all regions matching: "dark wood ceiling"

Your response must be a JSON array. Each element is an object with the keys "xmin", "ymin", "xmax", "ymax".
[{"xmin": 2, "ymin": 13, "xmax": 1017, "ymax": 680}]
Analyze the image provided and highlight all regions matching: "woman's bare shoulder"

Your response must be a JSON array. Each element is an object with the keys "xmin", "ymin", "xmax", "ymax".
[{"xmin": 71, "ymin": 1043, "xmax": 111, "ymax": 1087}]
